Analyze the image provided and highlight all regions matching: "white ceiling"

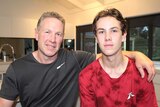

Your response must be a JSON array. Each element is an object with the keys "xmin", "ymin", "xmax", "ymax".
[
  {"xmin": 0, "ymin": 0, "xmax": 122, "ymax": 19},
  {"xmin": 47, "ymin": 0, "xmax": 122, "ymax": 14}
]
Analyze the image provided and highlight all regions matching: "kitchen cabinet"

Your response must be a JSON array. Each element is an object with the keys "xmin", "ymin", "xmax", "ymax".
[
  {"xmin": 0, "ymin": 16, "xmax": 74, "ymax": 39},
  {"xmin": 11, "ymin": 18, "xmax": 37, "ymax": 38},
  {"xmin": 0, "ymin": 16, "xmax": 37, "ymax": 38},
  {"xmin": 0, "ymin": 17, "xmax": 12, "ymax": 37}
]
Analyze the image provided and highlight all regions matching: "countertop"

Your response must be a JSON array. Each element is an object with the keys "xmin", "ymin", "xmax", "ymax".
[
  {"xmin": 0, "ymin": 61, "xmax": 12, "ymax": 73},
  {"xmin": 0, "ymin": 61, "xmax": 12, "ymax": 65}
]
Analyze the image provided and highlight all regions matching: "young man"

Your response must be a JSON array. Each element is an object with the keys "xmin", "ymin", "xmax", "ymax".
[
  {"xmin": 0, "ymin": 11, "xmax": 156, "ymax": 107},
  {"xmin": 79, "ymin": 8, "xmax": 158, "ymax": 107}
]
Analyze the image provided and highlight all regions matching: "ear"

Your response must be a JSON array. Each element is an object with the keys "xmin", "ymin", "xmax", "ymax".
[
  {"xmin": 122, "ymin": 32, "xmax": 127, "ymax": 42},
  {"xmin": 35, "ymin": 28, "xmax": 39, "ymax": 41}
]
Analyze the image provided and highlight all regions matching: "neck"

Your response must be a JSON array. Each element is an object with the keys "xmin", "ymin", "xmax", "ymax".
[
  {"xmin": 32, "ymin": 50, "xmax": 58, "ymax": 64},
  {"xmin": 101, "ymin": 51, "xmax": 124, "ymax": 67},
  {"xmin": 99, "ymin": 52, "xmax": 128, "ymax": 78}
]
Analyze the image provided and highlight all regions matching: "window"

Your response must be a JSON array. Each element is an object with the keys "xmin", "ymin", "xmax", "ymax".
[
  {"xmin": 126, "ymin": 13, "xmax": 160, "ymax": 61},
  {"xmin": 76, "ymin": 25, "xmax": 101, "ymax": 54},
  {"xmin": 76, "ymin": 14, "xmax": 160, "ymax": 61}
]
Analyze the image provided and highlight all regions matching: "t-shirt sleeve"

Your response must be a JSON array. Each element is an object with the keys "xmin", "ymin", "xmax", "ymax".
[
  {"xmin": 136, "ymin": 70, "xmax": 158, "ymax": 107},
  {"xmin": 141, "ymin": 81, "xmax": 158, "ymax": 107},
  {"xmin": 0, "ymin": 64, "xmax": 19, "ymax": 100},
  {"xmin": 79, "ymin": 66, "xmax": 96, "ymax": 107},
  {"xmin": 73, "ymin": 50, "xmax": 96, "ymax": 70}
]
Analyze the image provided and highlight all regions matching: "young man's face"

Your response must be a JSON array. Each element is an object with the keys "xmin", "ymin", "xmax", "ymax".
[
  {"xmin": 95, "ymin": 16, "xmax": 126, "ymax": 56},
  {"xmin": 35, "ymin": 17, "xmax": 64, "ymax": 58}
]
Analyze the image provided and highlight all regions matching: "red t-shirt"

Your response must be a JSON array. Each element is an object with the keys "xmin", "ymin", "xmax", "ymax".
[{"xmin": 79, "ymin": 58, "xmax": 158, "ymax": 107}]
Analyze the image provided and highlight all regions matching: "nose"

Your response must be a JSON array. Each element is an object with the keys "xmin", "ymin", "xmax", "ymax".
[
  {"xmin": 105, "ymin": 32, "xmax": 112, "ymax": 41},
  {"xmin": 50, "ymin": 34, "xmax": 56, "ymax": 42}
]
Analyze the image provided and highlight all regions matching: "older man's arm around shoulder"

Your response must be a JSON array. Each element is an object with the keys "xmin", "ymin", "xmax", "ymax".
[{"xmin": 122, "ymin": 51, "xmax": 155, "ymax": 82}]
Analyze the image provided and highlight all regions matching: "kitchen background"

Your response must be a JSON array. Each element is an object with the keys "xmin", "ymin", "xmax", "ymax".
[{"xmin": 0, "ymin": 0, "xmax": 160, "ymax": 107}]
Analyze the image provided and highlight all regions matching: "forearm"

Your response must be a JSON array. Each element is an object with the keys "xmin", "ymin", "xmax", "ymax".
[
  {"xmin": 0, "ymin": 98, "xmax": 14, "ymax": 107},
  {"xmin": 122, "ymin": 50, "xmax": 138, "ymax": 59},
  {"xmin": 122, "ymin": 50, "xmax": 152, "ymax": 64}
]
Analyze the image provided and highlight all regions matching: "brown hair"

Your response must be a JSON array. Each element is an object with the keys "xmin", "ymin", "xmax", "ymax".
[{"xmin": 92, "ymin": 8, "xmax": 127, "ymax": 35}]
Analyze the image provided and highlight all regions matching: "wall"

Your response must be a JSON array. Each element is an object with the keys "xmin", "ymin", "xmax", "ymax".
[
  {"xmin": 0, "ymin": 0, "xmax": 160, "ymax": 39},
  {"xmin": 0, "ymin": 0, "xmax": 75, "ymax": 39},
  {"xmin": 71, "ymin": 0, "xmax": 160, "ymax": 26},
  {"xmin": 0, "ymin": 16, "xmax": 74, "ymax": 39},
  {"xmin": 153, "ymin": 69, "xmax": 160, "ymax": 106}
]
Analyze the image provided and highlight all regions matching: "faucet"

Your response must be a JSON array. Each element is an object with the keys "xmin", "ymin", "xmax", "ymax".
[{"xmin": 0, "ymin": 43, "xmax": 16, "ymax": 61}]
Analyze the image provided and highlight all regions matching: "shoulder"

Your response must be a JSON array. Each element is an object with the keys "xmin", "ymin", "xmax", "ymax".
[
  {"xmin": 9, "ymin": 53, "xmax": 39, "ymax": 73},
  {"xmin": 73, "ymin": 50, "xmax": 96, "ymax": 63},
  {"xmin": 79, "ymin": 60, "xmax": 99, "ymax": 78},
  {"xmin": 127, "ymin": 58, "xmax": 139, "ymax": 73},
  {"xmin": 11, "ymin": 53, "xmax": 33, "ymax": 65},
  {"xmin": 127, "ymin": 58, "xmax": 148, "ymax": 79},
  {"xmin": 127, "ymin": 58, "xmax": 152, "ymax": 86},
  {"xmin": 59, "ymin": 49, "xmax": 95, "ymax": 58},
  {"xmin": 73, "ymin": 50, "xmax": 95, "ymax": 59},
  {"xmin": 79, "ymin": 59, "xmax": 101, "ymax": 88}
]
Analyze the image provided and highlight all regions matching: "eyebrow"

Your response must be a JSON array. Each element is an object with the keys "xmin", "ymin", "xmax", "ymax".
[
  {"xmin": 96, "ymin": 28, "xmax": 106, "ymax": 31},
  {"xmin": 110, "ymin": 27, "xmax": 119, "ymax": 29},
  {"xmin": 96, "ymin": 27, "xmax": 119, "ymax": 31}
]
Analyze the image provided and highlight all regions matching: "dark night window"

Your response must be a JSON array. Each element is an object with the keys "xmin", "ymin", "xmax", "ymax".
[{"xmin": 126, "ymin": 13, "xmax": 160, "ymax": 61}]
